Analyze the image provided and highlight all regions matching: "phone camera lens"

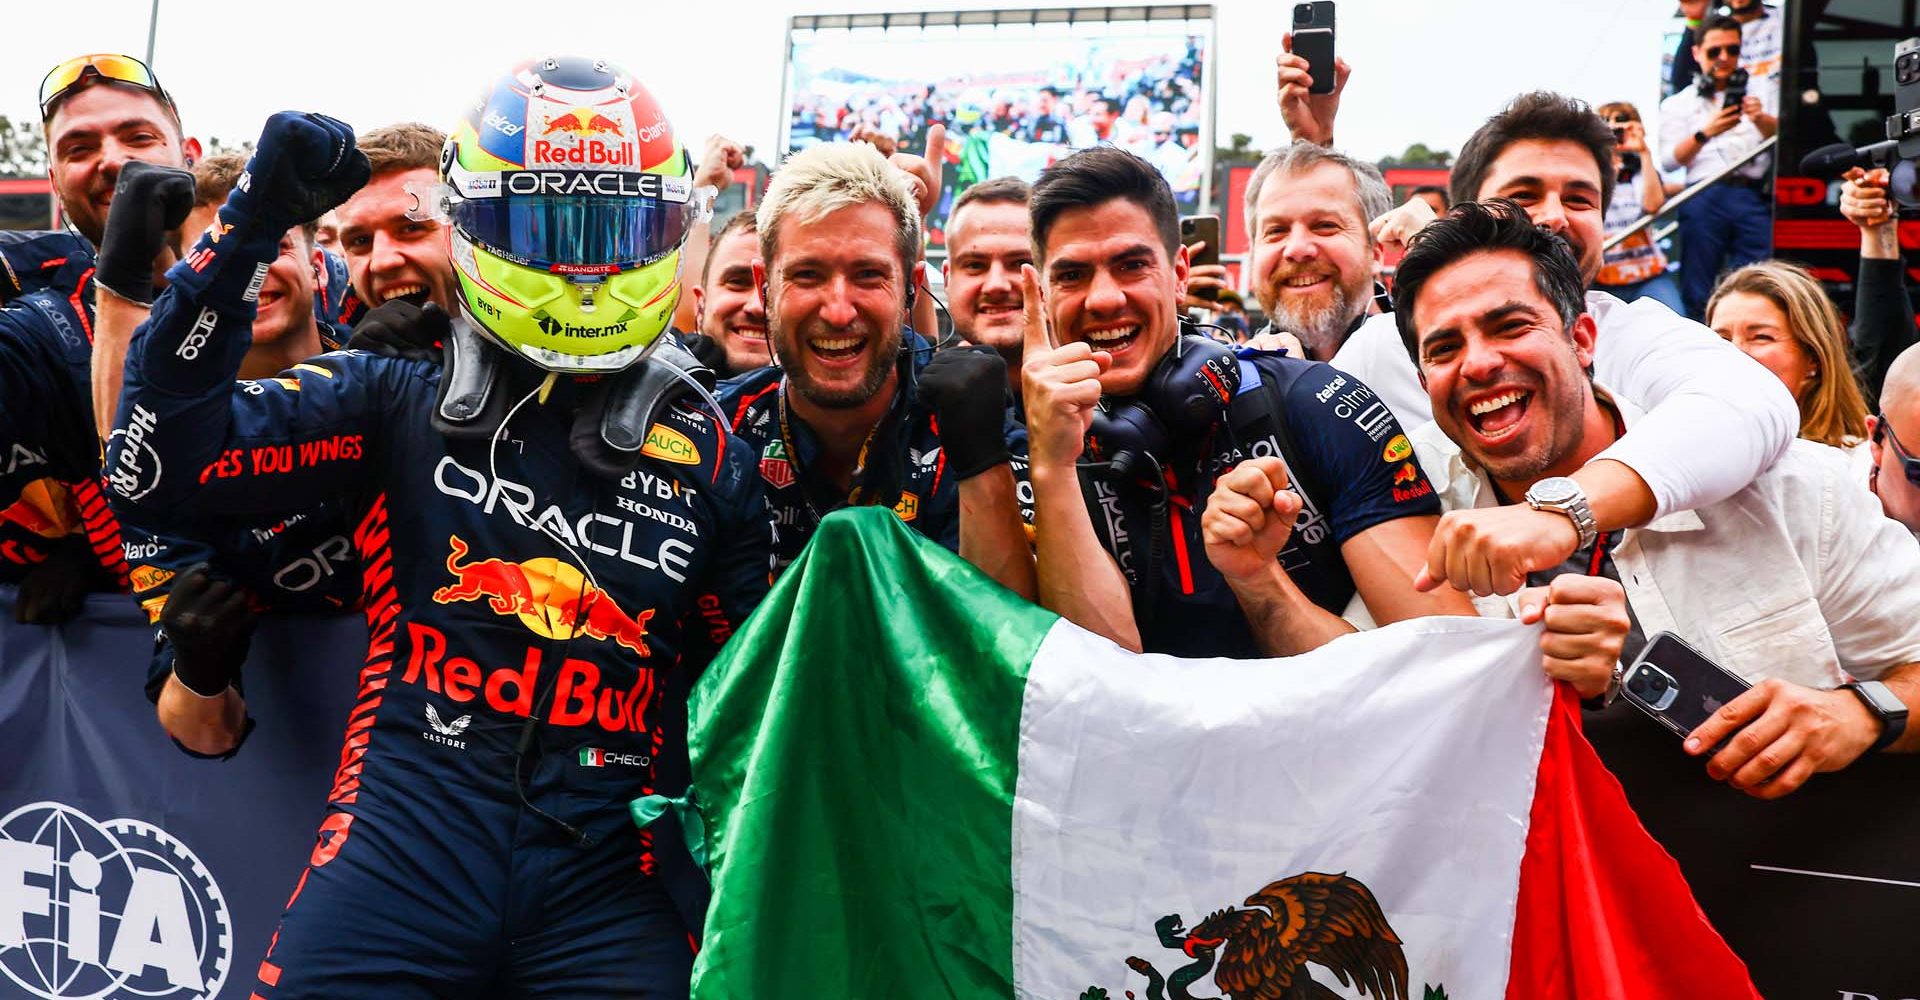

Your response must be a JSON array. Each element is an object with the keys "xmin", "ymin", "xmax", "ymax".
[
  {"xmin": 1295, "ymin": 3, "xmax": 1311, "ymax": 18},
  {"xmin": 1649, "ymin": 675, "xmax": 1669, "ymax": 693}
]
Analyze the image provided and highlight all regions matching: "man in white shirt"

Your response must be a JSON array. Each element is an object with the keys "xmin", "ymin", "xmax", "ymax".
[
  {"xmin": 1395, "ymin": 200, "xmax": 1920, "ymax": 799},
  {"xmin": 1658, "ymin": 14, "xmax": 1778, "ymax": 318},
  {"xmin": 1326, "ymin": 91, "xmax": 1798, "ymax": 599},
  {"xmin": 1730, "ymin": 0, "xmax": 1784, "ymax": 84}
]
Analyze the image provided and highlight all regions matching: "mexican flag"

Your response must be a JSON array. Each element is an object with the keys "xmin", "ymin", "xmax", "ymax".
[{"xmin": 659, "ymin": 509, "xmax": 1758, "ymax": 999}]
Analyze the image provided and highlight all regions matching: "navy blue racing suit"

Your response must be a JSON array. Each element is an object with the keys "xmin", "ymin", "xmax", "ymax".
[
  {"xmin": 312, "ymin": 248, "xmax": 355, "ymax": 348},
  {"xmin": 0, "ymin": 229, "xmax": 359, "ymax": 694},
  {"xmin": 718, "ymin": 348, "xmax": 961, "ymax": 573},
  {"xmin": 109, "ymin": 211, "xmax": 771, "ymax": 997},
  {"xmin": 128, "ymin": 504, "xmax": 363, "ymax": 708},
  {"xmin": 0, "ymin": 229, "xmax": 92, "ymax": 305},
  {"xmin": 0, "ymin": 246, "xmax": 132, "ymax": 590},
  {"xmin": 1074, "ymin": 352, "xmax": 1441, "ymax": 657}
]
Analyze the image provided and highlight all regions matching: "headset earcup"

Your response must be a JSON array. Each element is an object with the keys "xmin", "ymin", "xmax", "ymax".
[{"xmin": 1149, "ymin": 335, "xmax": 1239, "ymax": 436}]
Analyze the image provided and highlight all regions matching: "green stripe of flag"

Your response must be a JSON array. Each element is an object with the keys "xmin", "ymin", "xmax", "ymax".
[{"xmin": 688, "ymin": 508, "xmax": 1059, "ymax": 998}]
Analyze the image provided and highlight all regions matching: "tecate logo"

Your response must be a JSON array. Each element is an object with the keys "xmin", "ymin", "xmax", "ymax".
[{"xmin": 0, "ymin": 802, "xmax": 231, "ymax": 999}]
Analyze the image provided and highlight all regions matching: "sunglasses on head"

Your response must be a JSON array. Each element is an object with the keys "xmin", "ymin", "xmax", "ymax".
[
  {"xmin": 1877, "ymin": 414, "xmax": 1920, "ymax": 487},
  {"xmin": 1703, "ymin": 43, "xmax": 1741, "ymax": 60},
  {"xmin": 39, "ymin": 53, "xmax": 175, "ymax": 121}
]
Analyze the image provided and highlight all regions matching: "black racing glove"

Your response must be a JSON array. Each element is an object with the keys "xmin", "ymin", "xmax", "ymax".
[
  {"xmin": 233, "ymin": 112, "xmax": 371, "ymax": 235},
  {"xmin": 681, "ymin": 331, "xmax": 729, "ymax": 377},
  {"xmin": 919, "ymin": 346, "xmax": 1012, "ymax": 480},
  {"xmin": 347, "ymin": 298, "xmax": 448, "ymax": 363},
  {"xmin": 94, "ymin": 161, "xmax": 195, "ymax": 305},
  {"xmin": 160, "ymin": 564, "xmax": 260, "ymax": 698},
  {"xmin": 160, "ymin": 112, "xmax": 369, "ymax": 321},
  {"xmin": 14, "ymin": 533, "xmax": 97, "ymax": 625}
]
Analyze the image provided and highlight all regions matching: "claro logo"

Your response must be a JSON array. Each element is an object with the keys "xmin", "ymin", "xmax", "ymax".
[{"xmin": 0, "ymin": 802, "xmax": 231, "ymax": 999}]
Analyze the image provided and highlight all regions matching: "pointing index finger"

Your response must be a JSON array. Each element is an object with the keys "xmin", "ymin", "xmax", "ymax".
[{"xmin": 1021, "ymin": 263, "xmax": 1053, "ymax": 353}]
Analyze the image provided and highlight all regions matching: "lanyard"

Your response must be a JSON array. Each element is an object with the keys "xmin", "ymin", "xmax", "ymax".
[{"xmin": 774, "ymin": 378, "xmax": 890, "ymax": 530}]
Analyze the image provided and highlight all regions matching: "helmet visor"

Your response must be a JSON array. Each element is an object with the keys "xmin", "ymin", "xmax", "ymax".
[{"xmin": 450, "ymin": 191, "xmax": 696, "ymax": 274}]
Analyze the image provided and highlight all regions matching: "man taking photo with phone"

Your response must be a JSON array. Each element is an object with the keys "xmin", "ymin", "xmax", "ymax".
[{"xmin": 1660, "ymin": 14, "xmax": 1777, "ymax": 319}]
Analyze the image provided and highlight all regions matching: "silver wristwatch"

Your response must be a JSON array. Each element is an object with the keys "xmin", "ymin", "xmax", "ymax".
[{"xmin": 1524, "ymin": 476, "xmax": 1598, "ymax": 549}]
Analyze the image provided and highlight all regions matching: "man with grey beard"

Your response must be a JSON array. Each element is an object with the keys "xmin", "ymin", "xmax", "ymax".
[{"xmin": 1242, "ymin": 140, "xmax": 1389, "ymax": 361}]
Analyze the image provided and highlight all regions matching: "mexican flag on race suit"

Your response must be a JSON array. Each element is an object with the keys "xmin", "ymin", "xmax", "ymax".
[{"xmin": 657, "ymin": 509, "xmax": 1759, "ymax": 999}]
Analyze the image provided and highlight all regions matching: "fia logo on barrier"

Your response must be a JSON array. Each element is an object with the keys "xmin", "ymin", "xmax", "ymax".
[{"xmin": 0, "ymin": 802, "xmax": 230, "ymax": 999}]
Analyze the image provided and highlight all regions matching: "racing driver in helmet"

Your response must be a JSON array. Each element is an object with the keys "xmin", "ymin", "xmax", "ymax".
[{"xmin": 106, "ymin": 57, "xmax": 770, "ymax": 997}]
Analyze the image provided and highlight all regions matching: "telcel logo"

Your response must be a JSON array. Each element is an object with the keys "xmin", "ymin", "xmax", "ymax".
[{"xmin": 0, "ymin": 802, "xmax": 230, "ymax": 999}]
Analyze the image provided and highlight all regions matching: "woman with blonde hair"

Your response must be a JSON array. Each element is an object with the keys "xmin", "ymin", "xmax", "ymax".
[{"xmin": 1707, "ymin": 260, "xmax": 1871, "ymax": 450}]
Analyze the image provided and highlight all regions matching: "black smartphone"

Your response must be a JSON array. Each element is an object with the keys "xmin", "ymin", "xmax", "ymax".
[
  {"xmin": 1722, "ymin": 67, "xmax": 1750, "ymax": 110},
  {"xmin": 1179, "ymin": 215, "xmax": 1221, "ymax": 301},
  {"xmin": 1894, "ymin": 37, "xmax": 1920, "ymax": 159},
  {"xmin": 1291, "ymin": 2, "xmax": 1337, "ymax": 96},
  {"xmin": 1619, "ymin": 632, "xmax": 1753, "ymax": 741}
]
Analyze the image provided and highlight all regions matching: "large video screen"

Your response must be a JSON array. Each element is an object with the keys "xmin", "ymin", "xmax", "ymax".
[{"xmin": 783, "ymin": 11, "xmax": 1214, "ymax": 252}]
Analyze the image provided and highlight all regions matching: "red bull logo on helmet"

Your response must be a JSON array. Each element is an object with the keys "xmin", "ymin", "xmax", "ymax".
[
  {"xmin": 431, "ymin": 534, "xmax": 653, "ymax": 655},
  {"xmin": 530, "ymin": 103, "xmax": 636, "ymax": 167},
  {"xmin": 541, "ymin": 107, "xmax": 625, "ymax": 137}
]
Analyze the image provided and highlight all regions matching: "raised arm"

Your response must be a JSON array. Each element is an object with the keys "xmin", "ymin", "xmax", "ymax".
[
  {"xmin": 1201, "ymin": 457, "xmax": 1354, "ymax": 656},
  {"xmin": 106, "ymin": 112, "xmax": 377, "ymax": 518},
  {"xmin": 1020, "ymin": 265, "xmax": 1141, "ymax": 650},
  {"xmin": 90, "ymin": 161, "xmax": 196, "ymax": 441},
  {"xmin": 1840, "ymin": 168, "xmax": 1916, "ymax": 404}
]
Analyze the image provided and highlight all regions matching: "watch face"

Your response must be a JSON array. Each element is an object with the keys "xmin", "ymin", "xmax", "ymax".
[
  {"xmin": 1529, "ymin": 477, "xmax": 1579, "ymax": 505},
  {"xmin": 1854, "ymin": 681, "xmax": 1909, "ymax": 719}
]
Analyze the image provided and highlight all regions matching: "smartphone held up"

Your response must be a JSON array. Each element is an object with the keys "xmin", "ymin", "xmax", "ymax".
[{"xmin": 1291, "ymin": 2, "xmax": 1337, "ymax": 95}]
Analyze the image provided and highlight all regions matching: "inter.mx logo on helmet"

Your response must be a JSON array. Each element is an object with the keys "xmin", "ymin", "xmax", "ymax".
[{"xmin": 0, "ymin": 802, "xmax": 230, "ymax": 999}]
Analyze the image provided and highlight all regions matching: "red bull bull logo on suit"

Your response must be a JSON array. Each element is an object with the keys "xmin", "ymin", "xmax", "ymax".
[{"xmin": 432, "ymin": 534, "xmax": 654, "ymax": 655}]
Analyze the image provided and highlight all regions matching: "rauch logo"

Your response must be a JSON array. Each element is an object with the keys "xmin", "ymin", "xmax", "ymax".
[{"xmin": 0, "ymin": 801, "xmax": 230, "ymax": 999}]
